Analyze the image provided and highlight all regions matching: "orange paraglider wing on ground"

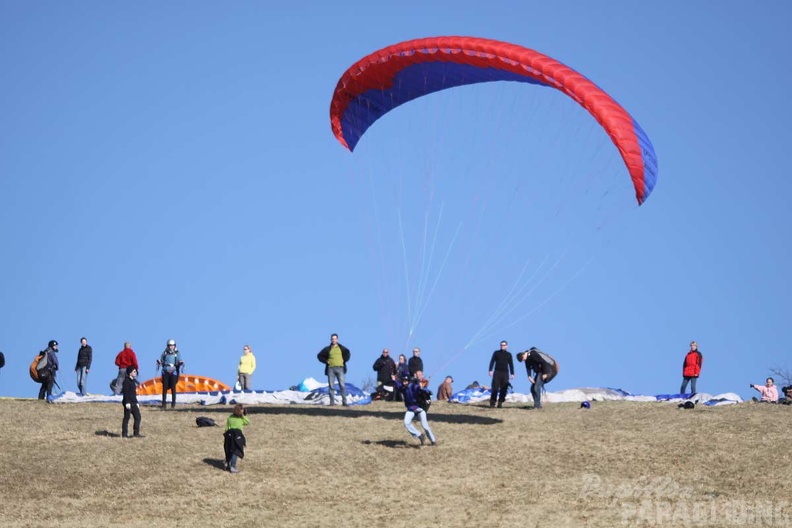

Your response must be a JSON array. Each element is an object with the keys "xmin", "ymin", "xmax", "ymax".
[{"xmin": 136, "ymin": 375, "xmax": 231, "ymax": 395}]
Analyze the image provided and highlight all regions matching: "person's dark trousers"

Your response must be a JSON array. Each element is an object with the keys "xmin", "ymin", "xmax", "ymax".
[
  {"xmin": 680, "ymin": 376, "xmax": 697, "ymax": 394},
  {"xmin": 162, "ymin": 372, "xmax": 179, "ymax": 408},
  {"xmin": 490, "ymin": 371, "xmax": 510, "ymax": 407},
  {"xmin": 122, "ymin": 405, "xmax": 141, "ymax": 437},
  {"xmin": 531, "ymin": 375, "xmax": 545, "ymax": 409},
  {"xmin": 38, "ymin": 378, "xmax": 54, "ymax": 401}
]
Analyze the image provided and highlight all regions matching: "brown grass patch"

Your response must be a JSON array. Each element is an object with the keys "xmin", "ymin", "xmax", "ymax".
[{"xmin": 0, "ymin": 399, "xmax": 789, "ymax": 527}]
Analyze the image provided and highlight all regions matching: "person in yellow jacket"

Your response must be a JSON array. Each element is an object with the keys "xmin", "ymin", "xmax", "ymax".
[{"xmin": 237, "ymin": 345, "xmax": 256, "ymax": 390}]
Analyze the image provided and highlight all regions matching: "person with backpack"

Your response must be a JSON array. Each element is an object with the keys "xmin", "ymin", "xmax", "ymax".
[
  {"xmin": 156, "ymin": 339, "xmax": 183, "ymax": 409},
  {"xmin": 75, "ymin": 337, "xmax": 92, "ymax": 397},
  {"xmin": 37, "ymin": 340, "xmax": 60, "ymax": 402},
  {"xmin": 680, "ymin": 341, "xmax": 703, "ymax": 394},
  {"xmin": 223, "ymin": 403, "xmax": 250, "ymax": 473},
  {"xmin": 121, "ymin": 366, "xmax": 144, "ymax": 438},
  {"xmin": 400, "ymin": 371, "xmax": 437, "ymax": 446},
  {"xmin": 112, "ymin": 342, "xmax": 138, "ymax": 395},
  {"xmin": 517, "ymin": 347, "xmax": 558, "ymax": 410}
]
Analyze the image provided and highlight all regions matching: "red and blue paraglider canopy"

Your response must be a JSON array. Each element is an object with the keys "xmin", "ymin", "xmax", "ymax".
[{"xmin": 330, "ymin": 36, "xmax": 657, "ymax": 205}]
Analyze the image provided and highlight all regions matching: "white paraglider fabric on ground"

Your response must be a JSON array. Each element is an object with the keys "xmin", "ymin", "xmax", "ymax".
[{"xmin": 51, "ymin": 378, "xmax": 742, "ymax": 407}]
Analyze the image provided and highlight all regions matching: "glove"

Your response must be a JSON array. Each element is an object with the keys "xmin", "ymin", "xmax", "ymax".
[{"xmin": 125, "ymin": 403, "xmax": 131, "ymax": 410}]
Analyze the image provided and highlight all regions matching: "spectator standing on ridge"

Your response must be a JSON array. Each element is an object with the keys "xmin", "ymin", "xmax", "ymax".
[
  {"xmin": 112, "ymin": 342, "xmax": 139, "ymax": 395},
  {"xmin": 408, "ymin": 347, "xmax": 423, "ymax": 377},
  {"xmin": 437, "ymin": 376, "xmax": 454, "ymax": 401},
  {"xmin": 317, "ymin": 333, "xmax": 351, "ymax": 406},
  {"xmin": 157, "ymin": 339, "xmax": 183, "ymax": 409},
  {"xmin": 75, "ymin": 337, "xmax": 92, "ymax": 397},
  {"xmin": 121, "ymin": 366, "xmax": 143, "ymax": 438},
  {"xmin": 372, "ymin": 348, "xmax": 397, "ymax": 400},
  {"xmin": 400, "ymin": 373, "xmax": 437, "ymax": 446},
  {"xmin": 38, "ymin": 340, "xmax": 60, "ymax": 402},
  {"xmin": 750, "ymin": 378, "xmax": 779, "ymax": 403},
  {"xmin": 517, "ymin": 347, "xmax": 558, "ymax": 410},
  {"xmin": 488, "ymin": 340, "xmax": 515, "ymax": 408},
  {"xmin": 237, "ymin": 345, "xmax": 256, "ymax": 390},
  {"xmin": 680, "ymin": 341, "xmax": 703, "ymax": 394}
]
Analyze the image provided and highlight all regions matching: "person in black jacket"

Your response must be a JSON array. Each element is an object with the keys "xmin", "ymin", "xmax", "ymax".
[
  {"xmin": 121, "ymin": 366, "xmax": 144, "ymax": 438},
  {"xmin": 317, "ymin": 333, "xmax": 351, "ymax": 406},
  {"xmin": 75, "ymin": 337, "xmax": 92, "ymax": 397},
  {"xmin": 488, "ymin": 340, "xmax": 515, "ymax": 408},
  {"xmin": 408, "ymin": 347, "xmax": 424, "ymax": 377},
  {"xmin": 517, "ymin": 347, "xmax": 558, "ymax": 410},
  {"xmin": 372, "ymin": 348, "xmax": 397, "ymax": 400}
]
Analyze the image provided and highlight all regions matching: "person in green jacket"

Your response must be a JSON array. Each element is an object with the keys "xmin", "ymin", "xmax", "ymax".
[{"xmin": 224, "ymin": 403, "xmax": 250, "ymax": 473}]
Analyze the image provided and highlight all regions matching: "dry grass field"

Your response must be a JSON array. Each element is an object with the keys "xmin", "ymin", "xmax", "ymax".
[{"xmin": 1, "ymin": 398, "xmax": 790, "ymax": 528}]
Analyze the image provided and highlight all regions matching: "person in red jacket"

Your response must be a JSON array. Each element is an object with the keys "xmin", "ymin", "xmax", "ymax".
[
  {"xmin": 680, "ymin": 341, "xmax": 703, "ymax": 394},
  {"xmin": 112, "ymin": 342, "xmax": 139, "ymax": 395}
]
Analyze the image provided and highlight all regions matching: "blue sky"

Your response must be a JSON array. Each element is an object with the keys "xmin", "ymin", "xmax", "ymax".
[{"xmin": 1, "ymin": 1, "xmax": 790, "ymax": 400}]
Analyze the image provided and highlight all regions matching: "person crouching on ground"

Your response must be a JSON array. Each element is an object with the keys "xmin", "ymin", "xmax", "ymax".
[
  {"xmin": 224, "ymin": 403, "xmax": 250, "ymax": 473},
  {"xmin": 122, "ymin": 366, "xmax": 143, "ymax": 438},
  {"xmin": 401, "ymin": 373, "xmax": 437, "ymax": 446},
  {"xmin": 437, "ymin": 376, "xmax": 453, "ymax": 401},
  {"xmin": 751, "ymin": 377, "xmax": 779, "ymax": 403}
]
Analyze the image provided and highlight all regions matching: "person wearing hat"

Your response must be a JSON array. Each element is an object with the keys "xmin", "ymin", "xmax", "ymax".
[
  {"xmin": 400, "ymin": 372, "xmax": 437, "ymax": 446},
  {"xmin": 157, "ymin": 339, "xmax": 184, "ymax": 409},
  {"xmin": 121, "ymin": 366, "xmax": 143, "ymax": 438},
  {"xmin": 488, "ymin": 340, "xmax": 515, "ymax": 408},
  {"xmin": 38, "ymin": 340, "xmax": 60, "ymax": 402},
  {"xmin": 436, "ymin": 375, "xmax": 454, "ymax": 401}
]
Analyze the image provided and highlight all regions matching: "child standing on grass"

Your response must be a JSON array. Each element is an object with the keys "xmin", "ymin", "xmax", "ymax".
[{"xmin": 223, "ymin": 403, "xmax": 249, "ymax": 473}]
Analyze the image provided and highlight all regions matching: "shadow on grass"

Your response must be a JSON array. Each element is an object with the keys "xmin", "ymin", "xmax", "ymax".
[
  {"xmin": 202, "ymin": 458, "xmax": 227, "ymax": 471},
  {"xmin": 95, "ymin": 429, "xmax": 122, "ymax": 438},
  {"xmin": 361, "ymin": 439, "xmax": 420, "ymax": 449},
  {"xmin": 178, "ymin": 405, "xmax": 503, "ymax": 425}
]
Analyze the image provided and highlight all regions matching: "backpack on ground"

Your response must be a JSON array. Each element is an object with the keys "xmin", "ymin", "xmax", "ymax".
[
  {"xmin": 195, "ymin": 417, "xmax": 217, "ymax": 427},
  {"xmin": 29, "ymin": 351, "xmax": 49, "ymax": 383}
]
